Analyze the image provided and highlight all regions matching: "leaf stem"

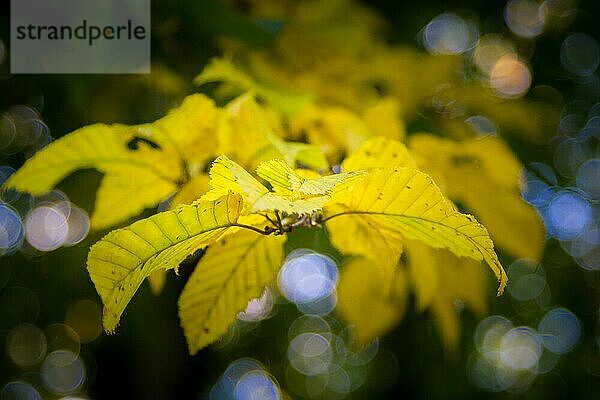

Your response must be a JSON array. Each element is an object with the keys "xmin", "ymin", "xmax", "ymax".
[
  {"xmin": 232, "ymin": 223, "xmax": 273, "ymax": 236},
  {"xmin": 275, "ymin": 211, "xmax": 284, "ymax": 231},
  {"xmin": 261, "ymin": 213, "xmax": 278, "ymax": 227}
]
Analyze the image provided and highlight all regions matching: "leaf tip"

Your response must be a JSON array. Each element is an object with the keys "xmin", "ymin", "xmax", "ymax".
[
  {"xmin": 496, "ymin": 273, "xmax": 507, "ymax": 296},
  {"xmin": 102, "ymin": 314, "xmax": 118, "ymax": 335}
]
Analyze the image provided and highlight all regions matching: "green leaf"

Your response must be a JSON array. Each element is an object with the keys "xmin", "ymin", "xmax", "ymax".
[
  {"xmin": 87, "ymin": 193, "xmax": 243, "ymax": 333},
  {"xmin": 324, "ymin": 168, "xmax": 507, "ymax": 294},
  {"xmin": 179, "ymin": 230, "xmax": 285, "ymax": 354}
]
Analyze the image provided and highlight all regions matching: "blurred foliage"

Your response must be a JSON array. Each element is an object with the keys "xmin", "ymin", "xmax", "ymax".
[{"xmin": 0, "ymin": 0, "xmax": 599, "ymax": 399}]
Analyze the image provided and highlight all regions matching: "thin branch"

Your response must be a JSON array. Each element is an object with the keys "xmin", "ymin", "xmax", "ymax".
[
  {"xmin": 261, "ymin": 213, "xmax": 278, "ymax": 227},
  {"xmin": 232, "ymin": 223, "xmax": 273, "ymax": 236},
  {"xmin": 275, "ymin": 211, "xmax": 284, "ymax": 231},
  {"xmin": 318, "ymin": 213, "xmax": 340, "ymax": 224}
]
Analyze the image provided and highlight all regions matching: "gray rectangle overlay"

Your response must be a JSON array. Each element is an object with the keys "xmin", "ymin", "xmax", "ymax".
[{"xmin": 11, "ymin": 0, "xmax": 150, "ymax": 74}]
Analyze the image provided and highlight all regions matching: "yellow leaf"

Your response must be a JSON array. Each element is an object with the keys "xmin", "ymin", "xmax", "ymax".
[
  {"xmin": 206, "ymin": 155, "xmax": 330, "ymax": 215},
  {"xmin": 341, "ymin": 136, "xmax": 416, "ymax": 172},
  {"xmin": 219, "ymin": 93, "xmax": 274, "ymax": 169},
  {"xmin": 362, "ymin": 97, "xmax": 406, "ymax": 142},
  {"xmin": 405, "ymin": 240, "xmax": 440, "ymax": 311},
  {"xmin": 267, "ymin": 131, "xmax": 330, "ymax": 172},
  {"xmin": 4, "ymin": 123, "xmax": 183, "ymax": 230},
  {"xmin": 220, "ymin": 94, "xmax": 328, "ymax": 171},
  {"xmin": 406, "ymin": 242, "xmax": 489, "ymax": 351},
  {"xmin": 87, "ymin": 193, "xmax": 243, "ymax": 333},
  {"xmin": 92, "ymin": 168, "xmax": 178, "ymax": 230},
  {"xmin": 256, "ymin": 159, "xmax": 364, "ymax": 198},
  {"xmin": 194, "ymin": 58, "xmax": 311, "ymax": 117},
  {"xmin": 409, "ymin": 134, "xmax": 545, "ymax": 260},
  {"xmin": 336, "ymin": 257, "xmax": 408, "ymax": 345},
  {"xmin": 289, "ymin": 105, "xmax": 373, "ymax": 164},
  {"xmin": 169, "ymin": 174, "xmax": 211, "ymax": 209},
  {"xmin": 178, "ymin": 230, "xmax": 285, "ymax": 354},
  {"xmin": 148, "ymin": 270, "xmax": 167, "ymax": 295},
  {"xmin": 152, "ymin": 93, "xmax": 222, "ymax": 166},
  {"xmin": 324, "ymin": 168, "xmax": 507, "ymax": 294},
  {"xmin": 453, "ymin": 83, "xmax": 547, "ymax": 143},
  {"xmin": 325, "ymin": 204, "xmax": 404, "ymax": 272}
]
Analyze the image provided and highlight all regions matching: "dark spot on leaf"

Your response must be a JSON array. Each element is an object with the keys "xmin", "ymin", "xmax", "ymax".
[
  {"xmin": 204, "ymin": 327, "xmax": 210, "ymax": 333},
  {"xmin": 406, "ymin": 185, "xmax": 411, "ymax": 189},
  {"xmin": 367, "ymin": 80, "xmax": 387, "ymax": 96},
  {"xmin": 126, "ymin": 136, "xmax": 161, "ymax": 151},
  {"xmin": 311, "ymin": 119, "xmax": 324, "ymax": 129},
  {"xmin": 295, "ymin": 129, "xmax": 308, "ymax": 143},
  {"xmin": 450, "ymin": 155, "xmax": 479, "ymax": 167},
  {"xmin": 365, "ymin": 150, "xmax": 372, "ymax": 156}
]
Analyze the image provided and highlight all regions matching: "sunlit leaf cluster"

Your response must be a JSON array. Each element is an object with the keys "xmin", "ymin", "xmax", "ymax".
[{"xmin": 2, "ymin": 0, "xmax": 548, "ymax": 356}]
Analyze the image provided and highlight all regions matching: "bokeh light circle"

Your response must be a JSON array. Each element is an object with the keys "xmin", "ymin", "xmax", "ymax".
[
  {"xmin": 538, "ymin": 307, "xmax": 581, "ymax": 354},
  {"xmin": 504, "ymin": 0, "xmax": 546, "ymax": 38},
  {"xmin": 6, "ymin": 323, "xmax": 47, "ymax": 368},
  {"xmin": 234, "ymin": 370, "xmax": 281, "ymax": 400},
  {"xmin": 474, "ymin": 315, "xmax": 513, "ymax": 357},
  {"xmin": 278, "ymin": 251, "xmax": 338, "ymax": 306},
  {"xmin": 65, "ymin": 299, "xmax": 102, "ymax": 343},
  {"xmin": 499, "ymin": 327, "xmax": 543, "ymax": 371},
  {"xmin": 288, "ymin": 333, "xmax": 333, "ymax": 376},
  {"xmin": 0, "ymin": 381, "xmax": 42, "ymax": 400},
  {"xmin": 40, "ymin": 350, "xmax": 86, "ymax": 395},
  {"xmin": 25, "ymin": 205, "xmax": 69, "ymax": 251},
  {"xmin": 544, "ymin": 190, "xmax": 592, "ymax": 239},
  {"xmin": 576, "ymin": 158, "xmax": 600, "ymax": 198},
  {"xmin": 44, "ymin": 324, "xmax": 81, "ymax": 363},
  {"xmin": 561, "ymin": 33, "xmax": 599, "ymax": 76},
  {"xmin": 507, "ymin": 259, "xmax": 546, "ymax": 301},
  {"xmin": 423, "ymin": 13, "xmax": 476, "ymax": 55},
  {"xmin": 0, "ymin": 202, "xmax": 24, "ymax": 255},
  {"xmin": 490, "ymin": 56, "xmax": 532, "ymax": 98},
  {"xmin": 63, "ymin": 206, "xmax": 90, "ymax": 246}
]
